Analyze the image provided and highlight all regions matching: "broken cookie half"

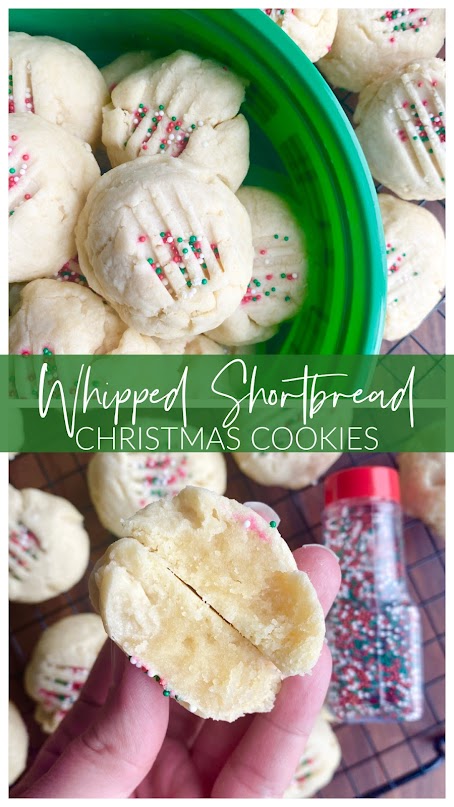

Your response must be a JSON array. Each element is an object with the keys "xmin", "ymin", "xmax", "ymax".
[{"xmin": 89, "ymin": 487, "xmax": 325, "ymax": 721}]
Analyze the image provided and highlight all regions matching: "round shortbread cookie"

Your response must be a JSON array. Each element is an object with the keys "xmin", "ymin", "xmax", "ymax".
[
  {"xmin": 318, "ymin": 9, "xmax": 445, "ymax": 92},
  {"xmin": 209, "ymin": 187, "xmax": 306, "ymax": 345},
  {"xmin": 90, "ymin": 537, "xmax": 282, "ymax": 722},
  {"xmin": 379, "ymin": 194, "xmax": 445, "ymax": 341},
  {"xmin": 122, "ymin": 487, "xmax": 325, "ymax": 676},
  {"xmin": 101, "ymin": 50, "xmax": 154, "ymax": 93},
  {"xmin": 24, "ymin": 614, "xmax": 106, "ymax": 733},
  {"xmin": 264, "ymin": 8, "xmax": 338, "ymax": 63},
  {"xmin": 233, "ymin": 452, "xmax": 340, "ymax": 489},
  {"xmin": 9, "ymin": 114, "xmax": 100, "ymax": 282},
  {"xmin": 9, "ymin": 485, "xmax": 90, "ymax": 603},
  {"xmin": 9, "ymin": 279, "xmax": 125, "ymax": 355},
  {"xmin": 102, "ymin": 49, "xmax": 249, "ymax": 191},
  {"xmin": 354, "ymin": 58, "xmax": 446, "ymax": 201},
  {"xmin": 76, "ymin": 156, "xmax": 254, "ymax": 339},
  {"xmin": 398, "ymin": 452, "xmax": 445, "ymax": 539},
  {"xmin": 87, "ymin": 452, "xmax": 227, "ymax": 537},
  {"xmin": 284, "ymin": 716, "xmax": 341, "ymax": 798},
  {"xmin": 9, "ymin": 32, "xmax": 108, "ymax": 146},
  {"xmin": 9, "ymin": 702, "xmax": 29, "ymax": 785}
]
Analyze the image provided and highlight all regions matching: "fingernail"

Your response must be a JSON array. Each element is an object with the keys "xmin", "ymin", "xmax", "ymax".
[
  {"xmin": 111, "ymin": 642, "xmax": 126, "ymax": 686},
  {"xmin": 301, "ymin": 543, "xmax": 340, "ymax": 563}
]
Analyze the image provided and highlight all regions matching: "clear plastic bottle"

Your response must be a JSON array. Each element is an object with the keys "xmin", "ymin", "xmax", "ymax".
[{"xmin": 323, "ymin": 466, "xmax": 423, "ymax": 723}]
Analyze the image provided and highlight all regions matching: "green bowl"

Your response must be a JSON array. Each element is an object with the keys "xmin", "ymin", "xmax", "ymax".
[{"xmin": 9, "ymin": 8, "xmax": 386, "ymax": 355}]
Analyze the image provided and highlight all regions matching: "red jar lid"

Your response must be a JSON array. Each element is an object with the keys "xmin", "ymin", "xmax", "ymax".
[{"xmin": 324, "ymin": 466, "xmax": 400, "ymax": 505}]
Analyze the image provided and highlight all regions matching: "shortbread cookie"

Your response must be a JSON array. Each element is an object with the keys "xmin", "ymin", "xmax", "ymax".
[
  {"xmin": 90, "ymin": 538, "xmax": 282, "ymax": 721},
  {"xmin": 9, "ymin": 485, "xmax": 90, "ymax": 603},
  {"xmin": 9, "ymin": 33, "xmax": 108, "ymax": 146},
  {"xmin": 122, "ymin": 487, "xmax": 325, "ymax": 676},
  {"xmin": 9, "ymin": 114, "xmax": 100, "ymax": 282},
  {"xmin": 76, "ymin": 156, "xmax": 254, "ymax": 339},
  {"xmin": 24, "ymin": 614, "xmax": 106, "ymax": 733},
  {"xmin": 102, "ymin": 50, "xmax": 249, "ymax": 192},
  {"xmin": 264, "ymin": 9, "xmax": 338, "ymax": 63},
  {"xmin": 233, "ymin": 452, "xmax": 340, "ymax": 489},
  {"xmin": 318, "ymin": 9, "xmax": 445, "ymax": 92},
  {"xmin": 101, "ymin": 50, "xmax": 154, "ymax": 93},
  {"xmin": 354, "ymin": 58, "xmax": 446, "ymax": 201},
  {"xmin": 209, "ymin": 187, "xmax": 306, "ymax": 345},
  {"xmin": 398, "ymin": 452, "xmax": 445, "ymax": 539},
  {"xmin": 87, "ymin": 452, "xmax": 227, "ymax": 537},
  {"xmin": 184, "ymin": 335, "xmax": 228, "ymax": 354},
  {"xmin": 8, "ymin": 278, "xmax": 167, "ymax": 356},
  {"xmin": 8, "ymin": 702, "xmax": 28, "ymax": 785},
  {"xmin": 379, "ymin": 194, "xmax": 445, "ymax": 340},
  {"xmin": 284, "ymin": 716, "xmax": 341, "ymax": 798}
]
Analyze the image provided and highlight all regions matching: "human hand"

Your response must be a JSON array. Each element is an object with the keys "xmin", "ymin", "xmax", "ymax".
[{"xmin": 12, "ymin": 545, "xmax": 340, "ymax": 798}]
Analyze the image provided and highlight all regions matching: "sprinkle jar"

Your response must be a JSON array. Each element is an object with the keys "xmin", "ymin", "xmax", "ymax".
[{"xmin": 323, "ymin": 466, "xmax": 423, "ymax": 723}]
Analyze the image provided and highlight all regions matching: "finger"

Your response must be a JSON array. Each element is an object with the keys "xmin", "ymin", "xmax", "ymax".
[
  {"xmin": 13, "ymin": 639, "xmax": 117, "ymax": 792},
  {"xmin": 293, "ymin": 544, "xmax": 341, "ymax": 615},
  {"xmin": 212, "ymin": 643, "xmax": 332, "ymax": 798},
  {"xmin": 166, "ymin": 696, "xmax": 203, "ymax": 748},
  {"xmin": 17, "ymin": 650, "xmax": 170, "ymax": 798},
  {"xmin": 140, "ymin": 736, "xmax": 204, "ymax": 797}
]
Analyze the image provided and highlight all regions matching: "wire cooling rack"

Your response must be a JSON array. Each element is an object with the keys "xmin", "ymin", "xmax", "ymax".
[{"xmin": 9, "ymin": 450, "xmax": 445, "ymax": 797}]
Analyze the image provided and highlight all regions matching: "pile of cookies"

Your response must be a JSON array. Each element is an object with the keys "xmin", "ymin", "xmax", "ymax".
[
  {"xmin": 266, "ymin": 8, "xmax": 446, "ymax": 343},
  {"xmin": 8, "ymin": 34, "xmax": 307, "ymax": 356}
]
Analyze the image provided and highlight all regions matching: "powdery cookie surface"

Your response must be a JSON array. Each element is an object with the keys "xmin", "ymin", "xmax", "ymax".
[
  {"xmin": 233, "ymin": 452, "xmax": 340, "ymax": 489},
  {"xmin": 76, "ymin": 156, "xmax": 254, "ymax": 339},
  {"xmin": 101, "ymin": 50, "xmax": 154, "ymax": 93},
  {"xmin": 265, "ymin": 8, "xmax": 338, "ymax": 63},
  {"xmin": 9, "ymin": 485, "xmax": 90, "ymax": 603},
  {"xmin": 87, "ymin": 452, "xmax": 227, "ymax": 537},
  {"xmin": 354, "ymin": 58, "xmax": 446, "ymax": 201},
  {"xmin": 9, "ymin": 32, "xmax": 108, "ymax": 146},
  {"xmin": 90, "ymin": 537, "xmax": 282, "ymax": 721},
  {"xmin": 208, "ymin": 187, "xmax": 306, "ymax": 345},
  {"xmin": 9, "ymin": 702, "xmax": 29, "ymax": 785},
  {"xmin": 124, "ymin": 487, "xmax": 325, "ymax": 676},
  {"xmin": 379, "ymin": 194, "xmax": 445, "ymax": 341},
  {"xmin": 9, "ymin": 114, "xmax": 100, "ymax": 282},
  {"xmin": 284, "ymin": 716, "xmax": 341, "ymax": 798},
  {"xmin": 318, "ymin": 9, "xmax": 445, "ymax": 92},
  {"xmin": 398, "ymin": 452, "xmax": 445, "ymax": 539},
  {"xmin": 24, "ymin": 614, "xmax": 106, "ymax": 733},
  {"xmin": 102, "ymin": 49, "xmax": 249, "ymax": 191}
]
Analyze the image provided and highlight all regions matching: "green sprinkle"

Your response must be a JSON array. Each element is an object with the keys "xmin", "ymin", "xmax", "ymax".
[
  {"xmin": 159, "ymin": 143, "xmax": 165, "ymax": 149},
  {"xmin": 201, "ymin": 263, "xmax": 207, "ymax": 269},
  {"xmin": 273, "ymin": 234, "xmax": 279, "ymax": 239},
  {"xmin": 280, "ymin": 273, "xmax": 286, "ymax": 279},
  {"xmin": 265, "ymin": 290, "xmax": 270, "ymax": 296},
  {"xmin": 201, "ymin": 278, "xmax": 208, "ymax": 285},
  {"xmin": 180, "ymin": 268, "xmax": 186, "ymax": 274},
  {"xmin": 154, "ymin": 675, "xmax": 160, "ymax": 682},
  {"xmin": 410, "ymin": 104, "xmax": 416, "ymax": 109},
  {"xmin": 271, "ymin": 286, "xmax": 276, "ymax": 292},
  {"xmin": 254, "ymin": 279, "xmax": 261, "ymax": 287},
  {"xmin": 177, "ymin": 237, "xmax": 183, "ymax": 243},
  {"xmin": 285, "ymin": 295, "xmax": 291, "ymax": 302},
  {"xmin": 160, "ymin": 232, "xmax": 166, "ymax": 237},
  {"xmin": 159, "ymin": 104, "xmax": 165, "ymax": 110},
  {"xmin": 269, "ymin": 520, "xmax": 277, "ymax": 528},
  {"xmin": 9, "ymin": 168, "xmax": 15, "ymax": 174},
  {"xmin": 147, "ymin": 258, "xmax": 154, "ymax": 264},
  {"xmin": 152, "ymin": 117, "xmax": 157, "ymax": 123},
  {"xmin": 191, "ymin": 124, "xmax": 196, "ymax": 129},
  {"xmin": 187, "ymin": 280, "xmax": 192, "ymax": 287},
  {"xmin": 413, "ymin": 136, "xmax": 418, "ymax": 140},
  {"xmin": 283, "ymin": 236, "xmax": 289, "ymax": 241},
  {"xmin": 171, "ymin": 116, "xmax": 176, "ymax": 121},
  {"xmin": 156, "ymin": 268, "xmax": 162, "ymax": 275},
  {"xmin": 189, "ymin": 235, "xmax": 197, "ymax": 243},
  {"xmin": 140, "ymin": 112, "xmax": 145, "ymax": 118},
  {"xmin": 163, "ymin": 690, "xmax": 171, "ymax": 697},
  {"xmin": 138, "ymin": 103, "xmax": 144, "ymax": 108},
  {"xmin": 429, "ymin": 148, "xmax": 433, "ymax": 153},
  {"xmin": 9, "ymin": 210, "xmax": 14, "ymax": 216},
  {"xmin": 175, "ymin": 125, "xmax": 180, "ymax": 130},
  {"xmin": 182, "ymin": 248, "xmax": 188, "ymax": 254}
]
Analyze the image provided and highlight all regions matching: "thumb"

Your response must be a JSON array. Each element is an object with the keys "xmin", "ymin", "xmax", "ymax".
[{"xmin": 20, "ymin": 650, "xmax": 170, "ymax": 798}]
